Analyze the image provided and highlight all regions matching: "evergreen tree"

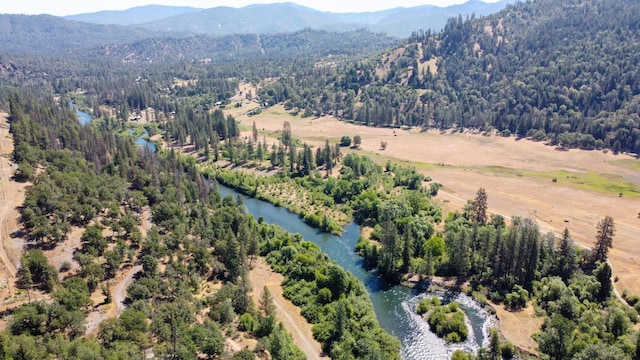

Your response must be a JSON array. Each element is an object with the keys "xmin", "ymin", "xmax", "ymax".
[
  {"xmin": 252, "ymin": 121, "xmax": 258, "ymax": 144},
  {"xmin": 378, "ymin": 221, "xmax": 400, "ymax": 281},
  {"xmin": 592, "ymin": 215, "xmax": 615, "ymax": 264},
  {"xmin": 594, "ymin": 261, "xmax": 613, "ymax": 302},
  {"xmin": 259, "ymin": 286, "xmax": 275, "ymax": 317},
  {"xmin": 401, "ymin": 225, "xmax": 413, "ymax": 273},
  {"xmin": 556, "ymin": 228, "xmax": 577, "ymax": 280},
  {"xmin": 472, "ymin": 188, "xmax": 488, "ymax": 226}
]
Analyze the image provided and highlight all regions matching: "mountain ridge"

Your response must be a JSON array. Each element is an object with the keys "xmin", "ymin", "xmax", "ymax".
[
  {"xmin": 65, "ymin": 5, "xmax": 203, "ymax": 25},
  {"xmin": 64, "ymin": 1, "xmax": 514, "ymax": 38},
  {"xmin": 0, "ymin": 14, "xmax": 162, "ymax": 54}
]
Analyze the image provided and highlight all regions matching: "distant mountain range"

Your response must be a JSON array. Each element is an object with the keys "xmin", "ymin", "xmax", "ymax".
[
  {"xmin": 65, "ymin": 5, "xmax": 202, "ymax": 26},
  {"xmin": 65, "ymin": 0, "xmax": 514, "ymax": 38},
  {"xmin": 0, "ymin": 1, "xmax": 513, "ymax": 56},
  {"xmin": 0, "ymin": 14, "xmax": 159, "ymax": 54}
]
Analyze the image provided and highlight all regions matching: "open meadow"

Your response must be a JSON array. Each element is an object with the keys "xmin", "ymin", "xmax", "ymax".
[{"xmin": 234, "ymin": 104, "xmax": 640, "ymax": 298}]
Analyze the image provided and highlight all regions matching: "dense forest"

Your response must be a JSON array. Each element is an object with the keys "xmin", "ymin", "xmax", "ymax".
[{"xmin": 3, "ymin": 90, "xmax": 400, "ymax": 358}]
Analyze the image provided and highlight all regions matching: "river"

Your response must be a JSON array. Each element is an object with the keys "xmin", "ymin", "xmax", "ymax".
[
  {"xmin": 71, "ymin": 101, "xmax": 493, "ymax": 357},
  {"xmin": 72, "ymin": 104, "xmax": 156, "ymax": 152},
  {"xmin": 132, "ymin": 128, "xmax": 157, "ymax": 153},
  {"xmin": 70, "ymin": 102, "xmax": 92, "ymax": 125},
  {"xmin": 219, "ymin": 185, "xmax": 495, "ymax": 359}
]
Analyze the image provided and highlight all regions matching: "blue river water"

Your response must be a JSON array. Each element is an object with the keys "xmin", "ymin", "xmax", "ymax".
[
  {"xmin": 72, "ymin": 103, "xmax": 156, "ymax": 152},
  {"xmin": 219, "ymin": 185, "xmax": 495, "ymax": 359},
  {"xmin": 70, "ymin": 102, "xmax": 92, "ymax": 125}
]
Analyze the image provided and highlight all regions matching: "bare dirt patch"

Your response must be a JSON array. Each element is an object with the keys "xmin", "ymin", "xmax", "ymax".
[
  {"xmin": 238, "ymin": 106, "xmax": 640, "ymax": 298},
  {"xmin": 0, "ymin": 112, "xmax": 29, "ymax": 301},
  {"xmin": 488, "ymin": 301, "xmax": 543, "ymax": 356},
  {"xmin": 249, "ymin": 257, "xmax": 328, "ymax": 360}
]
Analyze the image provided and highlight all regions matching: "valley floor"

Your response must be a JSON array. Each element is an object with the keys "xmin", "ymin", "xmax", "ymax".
[{"xmin": 233, "ymin": 104, "xmax": 640, "ymax": 299}]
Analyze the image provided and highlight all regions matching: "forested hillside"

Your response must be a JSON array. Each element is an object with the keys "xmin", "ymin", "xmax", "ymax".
[
  {"xmin": 89, "ymin": 29, "xmax": 398, "ymax": 64},
  {"xmin": 0, "ymin": 15, "xmax": 159, "ymax": 54},
  {"xmin": 258, "ymin": 0, "xmax": 640, "ymax": 153}
]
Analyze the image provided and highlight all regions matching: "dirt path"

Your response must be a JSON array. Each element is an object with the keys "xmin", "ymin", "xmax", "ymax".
[
  {"xmin": 249, "ymin": 257, "xmax": 328, "ymax": 360},
  {"xmin": 115, "ymin": 265, "xmax": 142, "ymax": 316},
  {"xmin": 0, "ymin": 113, "xmax": 28, "ymax": 283}
]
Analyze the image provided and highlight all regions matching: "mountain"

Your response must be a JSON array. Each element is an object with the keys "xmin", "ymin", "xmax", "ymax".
[
  {"xmin": 368, "ymin": 0, "xmax": 512, "ymax": 36},
  {"xmin": 88, "ymin": 29, "xmax": 398, "ymax": 64},
  {"xmin": 139, "ymin": 3, "xmax": 344, "ymax": 35},
  {"xmin": 0, "ymin": 14, "xmax": 161, "ymax": 54},
  {"xmin": 255, "ymin": 0, "xmax": 640, "ymax": 153},
  {"xmin": 64, "ymin": 5, "xmax": 203, "ymax": 26},
  {"xmin": 67, "ymin": 1, "xmax": 514, "ymax": 38}
]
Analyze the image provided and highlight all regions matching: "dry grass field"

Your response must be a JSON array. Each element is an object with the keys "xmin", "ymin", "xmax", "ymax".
[{"xmin": 235, "ymin": 104, "xmax": 640, "ymax": 298}]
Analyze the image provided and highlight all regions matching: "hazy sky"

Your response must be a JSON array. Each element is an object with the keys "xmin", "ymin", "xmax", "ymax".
[{"xmin": 1, "ymin": 0, "xmax": 501, "ymax": 16}]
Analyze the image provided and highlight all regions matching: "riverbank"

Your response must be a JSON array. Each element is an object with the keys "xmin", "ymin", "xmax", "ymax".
[
  {"xmin": 237, "ymin": 105, "xmax": 640, "ymax": 300},
  {"xmin": 248, "ymin": 257, "xmax": 328, "ymax": 360},
  {"xmin": 220, "ymin": 185, "xmax": 494, "ymax": 359},
  {"xmin": 210, "ymin": 166, "xmax": 346, "ymax": 235}
]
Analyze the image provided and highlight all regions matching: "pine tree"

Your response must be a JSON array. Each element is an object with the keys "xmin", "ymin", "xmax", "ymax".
[
  {"xmin": 282, "ymin": 121, "xmax": 292, "ymax": 150},
  {"xmin": 379, "ymin": 221, "xmax": 400, "ymax": 281},
  {"xmin": 472, "ymin": 188, "xmax": 488, "ymax": 225},
  {"xmin": 592, "ymin": 216, "xmax": 615, "ymax": 263},
  {"xmin": 557, "ymin": 228, "xmax": 577, "ymax": 280},
  {"xmin": 259, "ymin": 286, "xmax": 275, "ymax": 317},
  {"xmin": 252, "ymin": 120, "xmax": 258, "ymax": 144},
  {"xmin": 401, "ymin": 225, "xmax": 413, "ymax": 273}
]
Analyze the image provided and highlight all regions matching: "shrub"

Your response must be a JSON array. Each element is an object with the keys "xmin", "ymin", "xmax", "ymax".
[
  {"xmin": 339, "ymin": 136, "xmax": 351, "ymax": 147},
  {"xmin": 451, "ymin": 349, "xmax": 472, "ymax": 360},
  {"xmin": 239, "ymin": 312, "xmax": 256, "ymax": 332},
  {"xmin": 416, "ymin": 298, "xmax": 431, "ymax": 315},
  {"xmin": 626, "ymin": 295, "xmax": 640, "ymax": 306},
  {"xmin": 59, "ymin": 261, "xmax": 72, "ymax": 272},
  {"xmin": 504, "ymin": 285, "xmax": 529, "ymax": 309},
  {"xmin": 419, "ymin": 299, "xmax": 468, "ymax": 343},
  {"xmin": 501, "ymin": 341, "xmax": 516, "ymax": 359}
]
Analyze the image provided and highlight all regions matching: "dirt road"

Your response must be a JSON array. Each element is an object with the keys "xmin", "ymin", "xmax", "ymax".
[
  {"xmin": 115, "ymin": 265, "xmax": 142, "ymax": 316},
  {"xmin": 0, "ymin": 113, "xmax": 27, "ymax": 281},
  {"xmin": 249, "ymin": 257, "xmax": 328, "ymax": 360}
]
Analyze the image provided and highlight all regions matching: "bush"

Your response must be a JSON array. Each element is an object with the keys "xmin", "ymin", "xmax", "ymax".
[
  {"xmin": 504, "ymin": 285, "xmax": 529, "ymax": 309},
  {"xmin": 339, "ymin": 136, "xmax": 351, "ymax": 147},
  {"xmin": 626, "ymin": 295, "xmax": 640, "ymax": 306},
  {"xmin": 239, "ymin": 312, "xmax": 256, "ymax": 332},
  {"xmin": 419, "ymin": 299, "xmax": 468, "ymax": 343},
  {"xmin": 59, "ymin": 261, "xmax": 72, "ymax": 272},
  {"xmin": 501, "ymin": 341, "xmax": 516, "ymax": 359},
  {"xmin": 233, "ymin": 349, "xmax": 256, "ymax": 360},
  {"xmin": 451, "ymin": 349, "xmax": 473, "ymax": 360},
  {"xmin": 416, "ymin": 298, "xmax": 432, "ymax": 315}
]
